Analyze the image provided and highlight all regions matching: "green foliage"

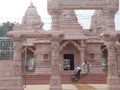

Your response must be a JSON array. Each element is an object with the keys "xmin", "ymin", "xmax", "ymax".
[{"xmin": 0, "ymin": 21, "xmax": 15, "ymax": 37}]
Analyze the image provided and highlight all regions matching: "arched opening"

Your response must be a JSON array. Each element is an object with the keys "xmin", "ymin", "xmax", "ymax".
[
  {"xmin": 22, "ymin": 47, "xmax": 35, "ymax": 73},
  {"xmin": 60, "ymin": 40, "xmax": 80, "ymax": 72},
  {"xmin": 101, "ymin": 45, "xmax": 108, "ymax": 73}
]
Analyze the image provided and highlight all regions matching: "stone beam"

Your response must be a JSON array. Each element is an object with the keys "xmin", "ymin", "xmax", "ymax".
[
  {"xmin": 58, "ymin": 0, "xmax": 118, "ymax": 10},
  {"xmin": 59, "ymin": 0, "xmax": 106, "ymax": 9}
]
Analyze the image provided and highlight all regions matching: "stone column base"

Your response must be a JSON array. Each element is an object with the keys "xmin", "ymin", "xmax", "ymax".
[
  {"xmin": 0, "ymin": 87, "xmax": 23, "ymax": 90},
  {"xmin": 50, "ymin": 76, "xmax": 62, "ymax": 90},
  {"xmin": 107, "ymin": 77, "xmax": 120, "ymax": 90},
  {"xmin": 50, "ymin": 87, "xmax": 62, "ymax": 90},
  {"xmin": 107, "ymin": 86, "xmax": 120, "ymax": 90},
  {"xmin": 0, "ymin": 77, "xmax": 23, "ymax": 90}
]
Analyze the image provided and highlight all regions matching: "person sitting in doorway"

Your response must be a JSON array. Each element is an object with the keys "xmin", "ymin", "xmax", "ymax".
[{"xmin": 64, "ymin": 64, "xmax": 69, "ymax": 70}]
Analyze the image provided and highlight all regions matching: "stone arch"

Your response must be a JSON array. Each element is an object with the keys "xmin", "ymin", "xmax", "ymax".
[{"xmin": 60, "ymin": 40, "xmax": 80, "ymax": 51}]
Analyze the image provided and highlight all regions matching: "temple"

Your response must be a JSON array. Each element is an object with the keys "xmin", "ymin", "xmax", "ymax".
[{"xmin": 0, "ymin": 0, "xmax": 120, "ymax": 90}]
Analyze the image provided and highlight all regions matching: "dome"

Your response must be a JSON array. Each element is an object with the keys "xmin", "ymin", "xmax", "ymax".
[{"xmin": 22, "ymin": 3, "xmax": 44, "ymax": 30}]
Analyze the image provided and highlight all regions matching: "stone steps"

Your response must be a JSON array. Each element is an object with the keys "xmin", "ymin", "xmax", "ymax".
[{"xmin": 23, "ymin": 74, "xmax": 107, "ymax": 85}]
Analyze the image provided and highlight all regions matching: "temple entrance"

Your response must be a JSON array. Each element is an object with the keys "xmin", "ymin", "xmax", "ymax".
[{"xmin": 64, "ymin": 54, "xmax": 74, "ymax": 70}]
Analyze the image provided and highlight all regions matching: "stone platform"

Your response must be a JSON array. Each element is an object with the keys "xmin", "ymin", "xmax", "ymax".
[{"xmin": 24, "ymin": 84, "xmax": 107, "ymax": 90}]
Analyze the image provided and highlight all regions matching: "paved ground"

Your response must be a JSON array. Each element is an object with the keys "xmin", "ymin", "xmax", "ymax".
[{"xmin": 24, "ymin": 84, "xmax": 107, "ymax": 90}]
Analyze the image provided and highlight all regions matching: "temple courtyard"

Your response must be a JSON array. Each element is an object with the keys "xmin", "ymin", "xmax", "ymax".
[{"xmin": 24, "ymin": 84, "xmax": 107, "ymax": 90}]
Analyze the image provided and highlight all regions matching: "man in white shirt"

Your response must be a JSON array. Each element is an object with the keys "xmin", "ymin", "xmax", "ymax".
[
  {"xmin": 82, "ymin": 60, "xmax": 91, "ymax": 75},
  {"xmin": 74, "ymin": 66, "xmax": 81, "ymax": 79}
]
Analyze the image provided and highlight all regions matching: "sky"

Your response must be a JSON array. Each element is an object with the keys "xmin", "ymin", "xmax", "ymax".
[{"xmin": 0, "ymin": 0, "xmax": 120, "ymax": 30}]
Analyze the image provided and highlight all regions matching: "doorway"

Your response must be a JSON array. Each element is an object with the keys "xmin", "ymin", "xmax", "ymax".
[{"xmin": 64, "ymin": 54, "xmax": 74, "ymax": 70}]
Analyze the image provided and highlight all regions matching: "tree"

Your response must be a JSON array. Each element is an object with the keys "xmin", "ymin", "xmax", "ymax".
[{"xmin": 0, "ymin": 21, "xmax": 15, "ymax": 37}]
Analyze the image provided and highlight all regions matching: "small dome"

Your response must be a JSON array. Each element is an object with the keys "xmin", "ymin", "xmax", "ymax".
[
  {"xmin": 22, "ymin": 3, "xmax": 44, "ymax": 30},
  {"xmin": 24, "ymin": 3, "xmax": 38, "ymax": 16}
]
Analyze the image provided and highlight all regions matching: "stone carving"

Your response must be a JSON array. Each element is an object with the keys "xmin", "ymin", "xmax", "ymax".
[
  {"xmin": 13, "ymin": 80, "xmax": 19, "ymax": 86},
  {"xmin": 14, "ymin": 65, "xmax": 20, "ymax": 76},
  {"xmin": 32, "ymin": 22, "xmax": 44, "ymax": 30},
  {"xmin": 13, "ymin": 42, "xmax": 21, "ymax": 50},
  {"xmin": 48, "ymin": 0, "xmax": 60, "ymax": 11},
  {"xmin": 107, "ymin": 0, "xmax": 118, "ymax": 6},
  {"xmin": 111, "ymin": 64, "xmax": 117, "ymax": 76},
  {"xmin": 62, "ymin": 10, "xmax": 76, "ymax": 18},
  {"xmin": 53, "ymin": 80, "xmax": 57, "ymax": 85},
  {"xmin": 108, "ymin": 78, "xmax": 120, "ymax": 86},
  {"xmin": 60, "ymin": 40, "xmax": 80, "ymax": 51},
  {"xmin": 48, "ymin": 1, "xmax": 58, "ymax": 15},
  {"xmin": 52, "ymin": 43, "xmax": 59, "ymax": 50},
  {"xmin": 108, "ymin": 43, "xmax": 117, "ymax": 50},
  {"xmin": 53, "ymin": 64, "xmax": 58, "ymax": 75}
]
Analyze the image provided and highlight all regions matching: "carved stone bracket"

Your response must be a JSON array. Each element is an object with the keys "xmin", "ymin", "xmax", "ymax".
[
  {"xmin": 102, "ymin": 8, "xmax": 117, "ymax": 32},
  {"xmin": 106, "ymin": 0, "xmax": 119, "ymax": 8},
  {"xmin": 47, "ymin": 0, "xmax": 63, "ymax": 15},
  {"xmin": 8, "ymin": 34, "xmax": 26, "ymax": 42}
]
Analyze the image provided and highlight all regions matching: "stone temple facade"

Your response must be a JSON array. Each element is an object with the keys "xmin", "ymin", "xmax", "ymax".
[{"xmin": 0, "ymin": 0, "xmax": 120, "ymax": 90}]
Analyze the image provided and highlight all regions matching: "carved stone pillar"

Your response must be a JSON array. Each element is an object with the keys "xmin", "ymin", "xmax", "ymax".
[
  {"xmin": 80, "ymin": 40, "xmax": 85, "ymax": 72},
  {"xmin": 102, "ymin": 7, "xmax": 120, "ymax": 90},
  {"xmin": 35, "ymin": 44, "xmax": 45, "ymax": 63},
  {"xmin": 51, "ymin": 14, "xmax": 60, "ymax": 31},
  {"xmin": 116, "ymin": 45, "xmax": 120, "ymax": 75},
  {"xmin": 50, "ymin": 34, "xmax": 62, "ymax": 90},
  {"xmin": 47, "ymin": 0, "xmax": 63, "ymax": 31},
  {"xmin": 103, "ymin": 33, "xmax": 120, "ymax": 90},
  {"xmin": 48, "ymin": 1, "xmax": 63, "ymax": 89},
  {"xmin": 13, "ymin": 40, "xmax": 23, "ymax": 77},
  {"xmin": 8, "ymin": 35, "xmax": 25, "ymax": 90},
  {"xmin": 34, "ymin": 44, "xmax": 42, "ymax": 72}
]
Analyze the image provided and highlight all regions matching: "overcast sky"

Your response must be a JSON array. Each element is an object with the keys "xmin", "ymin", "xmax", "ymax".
[{"xmin": 0, "ymin": 0, "xmax": 120, "ymax": 30}]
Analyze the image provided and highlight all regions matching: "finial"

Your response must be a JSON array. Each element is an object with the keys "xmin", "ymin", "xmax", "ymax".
[
  {"xmin": 31, "ymin": 0, "xmax": 33, "ymax": 5},
  {"xmin": 31, "ymin": 0, "xmax": 32, "ymax": 3}
]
